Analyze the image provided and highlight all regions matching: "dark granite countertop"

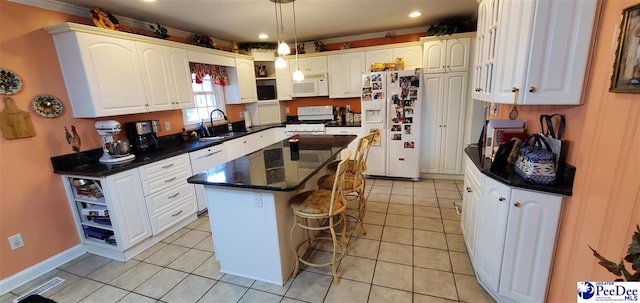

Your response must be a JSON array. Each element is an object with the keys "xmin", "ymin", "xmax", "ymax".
[
  {"xmin": 50, "ymin": 124, "xmax": 285, "ymax": 178},
  {"xmin": 187, "ymin": 135, "xmax": 356, "ymax": 192},
  {"xmin": 465, "ymin": 146, "xmax": 575, "ymax": 196}
]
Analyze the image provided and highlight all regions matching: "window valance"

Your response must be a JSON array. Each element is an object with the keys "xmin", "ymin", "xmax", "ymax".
[{"xmin": 189, "ymin": 63, "xmax": 229, "ymax": 86}]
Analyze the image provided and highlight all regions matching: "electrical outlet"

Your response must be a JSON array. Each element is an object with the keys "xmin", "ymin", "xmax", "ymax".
[
  {"xmin": 346, "ymin": 105, "xmax": 351, "ymax": 111},
  {"xmin": 164, "ymin": 121, "xmax": 171, "ymax": 132},
  {"xmin": 285, "ymin": 107, "xmax": 290, "ymax": 114},
  {"xmin": 8, "ymin": 234, "xmax": 24, "ymax": 250},
  {"xmin": 254, "ymin": 193, "xmax": 263, "ymax": 207}
]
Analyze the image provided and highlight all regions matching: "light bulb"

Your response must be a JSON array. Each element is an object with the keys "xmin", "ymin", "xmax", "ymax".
[
  {"xmin": 293, "ymin": 69, "xmax": 304, "ymax": 81},
  {"xmin": 275, "ymin": 57, "xmax": 287, "ymax": 69},
  {"xmin": 277, "ymin": 42, "xmax": 291, "ymax": 55}
]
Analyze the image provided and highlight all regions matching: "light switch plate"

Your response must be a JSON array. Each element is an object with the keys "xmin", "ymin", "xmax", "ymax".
[{"xmin": 164, "ymin": 121, "xmax": 171, "ymax": 131}]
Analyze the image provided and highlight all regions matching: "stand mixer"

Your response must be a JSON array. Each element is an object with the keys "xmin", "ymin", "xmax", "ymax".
[{"xmin": 95, "ymin": 120, "xmax": 135, "ymax": 164}]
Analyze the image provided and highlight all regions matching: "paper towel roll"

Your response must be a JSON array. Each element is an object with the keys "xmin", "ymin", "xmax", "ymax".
[{"xmin": 243, "ymin": 111, "xmax": 252, "ymax": 128}]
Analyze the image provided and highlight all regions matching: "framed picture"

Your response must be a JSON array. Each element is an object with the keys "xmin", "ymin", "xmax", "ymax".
[{"xmin": 610, "ymin": 3, "xmax": 640, "ymax": 93}]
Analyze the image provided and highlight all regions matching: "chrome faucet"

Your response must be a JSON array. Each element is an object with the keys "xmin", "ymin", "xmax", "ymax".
[{"xmin": 209, "ymin": 109, "xmax": 229, "ymax": 136}]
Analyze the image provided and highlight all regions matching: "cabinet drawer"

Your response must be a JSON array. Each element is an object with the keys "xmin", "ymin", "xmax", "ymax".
[
  {"xmin": 139, "ymin": 154, "xmax": 190, "ymax": 181},
  {"xmin": 145, "ymin": 182, "xmax": 195, "ymax": 215},
  {"xmin": 149, "ymin": 197, "xmax": 197, "ymax": 235},
  {"xmin": 465, "ymin": 156, "xmax": 483, "ymax": 188},
  {"xmin": 141, "ymin": 168, "xmax": 192, "ymax": 196}
]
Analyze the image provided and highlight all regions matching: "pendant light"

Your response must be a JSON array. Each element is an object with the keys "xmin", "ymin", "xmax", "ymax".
[
  {"xmin": 291, "ymin": 0, "xmax": 304, "ymax": 81},
  {"xmin": 273, "ymin": 0, "xmax": 287, "ymax": 69},
  {"xmin": 276, "ymin": 0, "xmax": 290, "ymax": 55}
]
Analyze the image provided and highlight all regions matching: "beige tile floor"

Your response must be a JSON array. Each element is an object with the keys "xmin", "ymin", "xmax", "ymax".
[{"xmin": 2, "ymin": 178, "xmax": 495, "ymax": 303}]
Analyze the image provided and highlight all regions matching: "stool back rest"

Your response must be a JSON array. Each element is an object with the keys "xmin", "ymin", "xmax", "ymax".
[
  {"xmin": 330, "ymin": 150, "xmax": 352, "ymax": 214},
  {"xmin": 349, "ymin": 138, "xmax": 370, "ymax": 191},
  {"xmin": 359, "ymin": 132, "xmax": 376, "ymax": 173}
]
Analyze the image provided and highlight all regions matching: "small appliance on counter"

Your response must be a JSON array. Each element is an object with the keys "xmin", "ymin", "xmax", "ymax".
[
  {"xmin": 125, "ymin": 120, "xmax": 161, "ymax": 152},
  {"xmin": 95, "ymin": 120, "xmax": 135, "ymax": 164}
]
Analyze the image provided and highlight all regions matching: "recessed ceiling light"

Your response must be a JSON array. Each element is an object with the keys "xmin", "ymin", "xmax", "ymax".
[
  {"xmin": 259, "ymin": 33, "xmax": 269, "ymax": 39},
  {"xmin": 409, "ymin": 11, "xmax": 422, "ymax": 18},
  {"xmin": 143, "ymin": 0, "xmax": 156, "ymax": 2}
]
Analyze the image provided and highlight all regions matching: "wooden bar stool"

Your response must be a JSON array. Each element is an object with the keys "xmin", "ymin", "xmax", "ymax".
[
  {"xmin": 326, "ymin": 132, "xmax": 376, "ymax": 174},
  {"xmin": 317, "ymin": 138, "xmax": 371, "ymax": 235},
  {"xmin": 289, "ymin": 152, "xmax": 351, "ymax": 284}
]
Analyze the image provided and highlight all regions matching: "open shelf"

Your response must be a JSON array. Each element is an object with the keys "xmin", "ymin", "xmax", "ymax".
[{"xmin": 81, "ymin": 221, "xmax": 113, "ymax": 231}]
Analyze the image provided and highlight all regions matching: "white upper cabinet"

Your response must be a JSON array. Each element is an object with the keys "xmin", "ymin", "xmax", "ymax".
[
  {"xmin": 137, "ymin": 43, "xmax": 194, "ymax": 111},
  {"xmin": 137, "ymin": 42, "xmax": 178, "ymax": 111},
  {"xmin": 226, "ymin": 58, "xmax": 258, "ymax": 104},
  {"xmin": 472, "ymin": 0, "xmax": 499, "ymax": 102},
  {"xmin": 423, "ymin": 38, "xmax": 471, "ymax": 74},
  {"xmin": 328, "ymin": 52, "xmax": 366, "ymax": 98},
  {"xmin": 166, "ymin": 47, "xmax": 195, "ymax": 109},
  {"xmin": 294, "ymin": 56, "xmax": 327, "ymax": 74},
  {"xmin": 366, "ymin": 49, "xmax": 393, "ymax": 68},
  {"xmin": 393, "ymin": 45, "xmax": 423, "ymax": 70},
  {"xmin": 491, "ymin": 0, "xmax": 598, "ymax": 105},
  {"xmin": 275, "ymin": 64, "xmax": 292, "ymax": 100},
  {"xmin": 50, "ymin": 31, "xmax": 148, "ymax": 117}
]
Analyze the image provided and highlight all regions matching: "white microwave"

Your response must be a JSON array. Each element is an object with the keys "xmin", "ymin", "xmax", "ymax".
[{"xmin": 291, "ymin": 73, "xmax": 328, "ymax": 97}]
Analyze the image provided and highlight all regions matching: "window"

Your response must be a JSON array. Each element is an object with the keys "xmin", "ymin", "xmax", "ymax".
[{"xmin": 182, "ymin": 74, "xmax": 226, "ymax": 126}]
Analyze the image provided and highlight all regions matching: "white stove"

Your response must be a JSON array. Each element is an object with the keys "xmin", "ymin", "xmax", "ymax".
[{"xmin": 285, "ymin": 106, "xmax": 334, "ymax": 135}]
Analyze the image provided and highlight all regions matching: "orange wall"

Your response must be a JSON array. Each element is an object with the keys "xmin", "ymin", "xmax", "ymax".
[
  {"xmin": 492, "ymin": 0, "xmax": 639, "ymax": 300},
  {"xmin": 0, "ymin": 1, "xmax": 248, "ymax": 279}
]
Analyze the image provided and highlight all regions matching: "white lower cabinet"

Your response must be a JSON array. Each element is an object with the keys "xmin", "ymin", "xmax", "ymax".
[
  {"xmin": 461, "ymin": 156, "xmax": 483, "ymax": 262},
  {"xmin": 139, "ymin": 154, "xmax": 196, "ymax": 235},
  {"xmin": 189, "ymin": 145, "xmax": 227, "ymax": 212},
  {"xmin": 467, "ymin": 154, "xmax": 564, "ymax": 302}
]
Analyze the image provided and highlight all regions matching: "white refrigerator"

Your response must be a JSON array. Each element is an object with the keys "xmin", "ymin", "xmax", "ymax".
[{"xmin": 361, "ymin": 69, "xmax": 422, "ymax": 180}]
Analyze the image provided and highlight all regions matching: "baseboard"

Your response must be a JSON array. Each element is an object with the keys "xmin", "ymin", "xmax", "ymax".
[{"xmin": 0, "ymin": 244, "xmax": 85, "ymax": 295}]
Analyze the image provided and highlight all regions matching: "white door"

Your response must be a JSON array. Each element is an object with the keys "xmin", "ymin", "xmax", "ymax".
[
  {"xmin": 136, "ymin": 42, "xmax": 174, "ymax": 111},
  {"xmin": 235, "ymin": 58, "xmax": 258, "ymax": 103},
  {"xmin": 422, "ymin": 41, "xmax": 446, "ymax": 74},
  {"xmin": 190, "ymin": 146, "xmax": 227, "ymax": 212},
  {"xmin": 474, "ymin": 177, "xmax": 510, "ymax": 293},
  {"xmin": 275, "ymin": 62, "xmax": 292, "ymax": 100},
  {"xmin": 523, "ymin": 0, "xmax": 597, "ymax": 105},
  {"xmin": 498, "ymin": 189, "xmax": 563, "ymax": 303},
  {"xmin": 445, "ymin": 38, "xmax": 471, "ymax": 72},
  {"xmin": 345, "ymin": 52, "xmax": 367, "ymax": 96},
  {"xmin": 105, "ymin": 170, "xmax": 151, "ymax": 250},
  {"xmin": 439, "ymin": 72, "xmax": 467, "ymax": 174},
  {"xmin": 77, "ymin": 33, "xmax": 148, "ymax": 116},
  {"xmin": 328, "ymin": 54, "xmax": 347, "ymax": 98},
  {"xmin": 166, "ymin": 46, "xmax": 195, "ymax": 109},
  {"xmin": 420, "ymin": 74, "xmax": 444, "ymax": 174}
]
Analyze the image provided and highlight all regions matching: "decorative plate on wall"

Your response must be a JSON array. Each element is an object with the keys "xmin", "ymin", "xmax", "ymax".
[
  {"xmin": 0, "ymin": 68, "xmax": 23, "ymax": 95},
  {"xmin": 33, "ymin": 94, "xmax": 63, "ymax": 118}
]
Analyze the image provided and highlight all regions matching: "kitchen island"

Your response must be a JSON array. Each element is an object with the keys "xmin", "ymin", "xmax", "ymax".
[{"xmin": 187, "ymin": 135, "xmax": 356, "ymax": 285}]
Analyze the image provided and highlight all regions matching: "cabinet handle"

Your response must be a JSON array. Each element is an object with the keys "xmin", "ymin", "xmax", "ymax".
[
  {"xmin": 528, "ymin": 87, "xmax": 536, "ymax": 93},
  {"xmin": 514, "ymin": 202, "xmax": 521, "ymax": 207},
  {"xmin": 164, "ymin": 177, "xmax": 177, "ymax": 183},
  {"xmin": 478, "ymin": 88, "xmax": 483, "ymax": 92},
  {"xmin": 466, "ymin": 187, "xmax": 472, "ymax": 193},
  {"xmin": 442, "ymin": 66, "xmax": 445, "ymax": 69},
  {"xmin": 498, "ymin": 197, "xmax": 506, "ymax": 201},
  {"xmin": 243, "ymin": 141, "xmax": 247, "ymax": 143},
  {"xmin": 204, "ymin": 150, "xmax": 222, "ymax": 157},
  {"xmin": 168, "ymin": 192, "xmax": 180, "ymax": 199},
  {"xmin": 145, "ymin": 104, "xmax": 149, "ymax": 107},
  {"xmin": 171, "ymin": 210, "xmax": 183, "ymax": 217},
  {"xmin": 511, "ymin": 87, "xmax": 518, "ymax": 93},
  {"xmin": 161, "ymin": 163, "xmax": 175, "ymax": 169}
]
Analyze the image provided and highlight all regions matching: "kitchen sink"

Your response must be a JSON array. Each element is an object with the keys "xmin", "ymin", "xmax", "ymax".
[{"xmin": 198, "ymin": 131, "xmax": 247, "ymax": 141}]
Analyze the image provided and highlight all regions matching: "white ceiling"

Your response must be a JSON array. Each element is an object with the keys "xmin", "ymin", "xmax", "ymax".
[{"xmin": 51, "ymin": 0, "xmax": 478, "ymax": 43}]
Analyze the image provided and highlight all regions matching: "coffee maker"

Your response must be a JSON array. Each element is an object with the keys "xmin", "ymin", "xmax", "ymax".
[{"xmin": 125, "ymin": 120, "xmax": 160, "ymax": 152}]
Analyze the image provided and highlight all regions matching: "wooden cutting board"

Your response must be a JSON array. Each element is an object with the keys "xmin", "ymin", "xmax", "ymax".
[{"xmin": 0, "ymin": 97, "xmax": 36, "ymax": 139}]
